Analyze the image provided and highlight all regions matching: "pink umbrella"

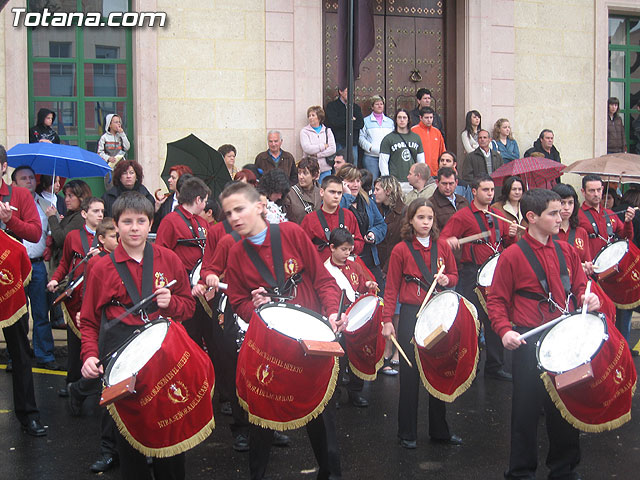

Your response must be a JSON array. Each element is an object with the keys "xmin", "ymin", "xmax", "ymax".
[{"xmin": 491, "ymin": 156, "xmax": 565, "ymax": 189}]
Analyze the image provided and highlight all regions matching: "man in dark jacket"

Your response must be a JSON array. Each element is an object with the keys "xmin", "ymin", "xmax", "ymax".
[
  {"xmin": 254, "ymin": 131, "xmax": 298, "ymax": 185},
  {"xmin": 29, "ymin": 108, "xmax": 60, "ymax": 144},
  {"xmin": 409, "ymin": 88, "xmax": 445, "ymax": 137},
  {"xmin": 429, "ymin": 167, "xmax": 468, "ymax": 231},
  {"xmin": 461, "ymin": 130, "xmax": 503, "ymax": 184},
  {"xmin": 324, "ymin": 87, "xmax": 364, "ymax": 165},
  {"xmin": 524, "ymin": 129, "xmax": 561, "ymax": 162}
]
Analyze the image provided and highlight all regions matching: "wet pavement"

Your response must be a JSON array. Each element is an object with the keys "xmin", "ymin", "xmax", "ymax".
[{"xmin": 1, "ymin": 334, "xmax": 639, "ymax": 480}]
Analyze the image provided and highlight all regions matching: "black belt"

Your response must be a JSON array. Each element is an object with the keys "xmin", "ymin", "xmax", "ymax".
[{"xmin": 30, "ymin": 256, "xmax": 44, "ymax": 263}]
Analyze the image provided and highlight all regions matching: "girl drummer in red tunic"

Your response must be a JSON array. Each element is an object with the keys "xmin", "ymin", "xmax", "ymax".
[
  {"xmin": 551, "ymin": 183, "xmax": 593, "ymax": 268},
  {"xmin": 381, "ymin": 198, "xmax": 461, "ymax": 449}
]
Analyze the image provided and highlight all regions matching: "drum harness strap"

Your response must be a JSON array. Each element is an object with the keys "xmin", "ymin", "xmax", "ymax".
[
  {"xmin": 515, "ymin": 238, "xmax": 576, "ymax": 316},
  {"xmin": 403, "ymin": 239, "xmax": 438, "ymax": 297},
  {"xmin": 105, "ymin": 242, "xmax": 158, "ymax": 330},
  {"xmin": 176, "ymin": 208, "xmax": 206, "ymax": 254},
  {"xmin": 470, "ymin": 208, "xmax": 501, "ymax": 266},
  {"xmin": 221, "ymin": 219, "xmax": 242, "ymax": 242},
  {"xmin": 243, "ymin": 224, "xmax": 302, "ymax": 302},
  {"xmin": 61, "ymin": 228, "xmax": 99, "ymax": 291},
  {"xmin": 312, "ymin": 208, "xmax": 345, "ymax": 251},
  {"xmin": 583, "ymin": 209, "xmax": 615, "ymax": 243},
  {"xmin": 552, "ymin": 228, "xmax": 576, "ymax": 246}
]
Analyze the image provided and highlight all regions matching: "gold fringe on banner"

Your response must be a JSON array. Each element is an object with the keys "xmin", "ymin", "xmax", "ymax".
[
  {"xmin": 108, "ymin": 385, "xmax": 215, "ymax": 458},
  {"xmin": 0, "ymin": 304, "xmax": 28, "ymax": 329},
  {"xmin": 474, "ymin": 287, "xmax": 488, "ymax": 315},
  {"xmin": 349, "ymin": 354, "xmax": 384, "ymax": 382},
  {"xmin": 540, "ymin": 372, "xmax": 637, "ymax": 433},
  {"xmin": 238, "ymin": 359, "xmax": 339, "ymax": 432},
  {"xmin": 61, "ymin": 302, "xmax": 81, "ymax": 339}
]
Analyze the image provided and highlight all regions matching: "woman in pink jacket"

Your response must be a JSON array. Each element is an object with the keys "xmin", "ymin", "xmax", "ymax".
[{"xmin": 300, "ymin": 106, "xmax": 337, "ymax": 182}]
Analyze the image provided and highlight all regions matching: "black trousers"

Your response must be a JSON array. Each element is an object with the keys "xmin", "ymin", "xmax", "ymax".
[
  {"xmin": 3, "ymin": 314, "xmax": 39, "ymax": 425},
  {"xmin": 506, "ymin": 329, "xmax": 580, "ymax": 480},
  {"xmin": 338, "ymin": 337, "xmax": 364, "ymax": 394},
  {"xmin": 249, "ymin": 401, "xmax": 341, "ymax": 480},
  {"xmin": 66, "ymin": 326, "xmax": 82, "ymax": 383},
  {"xmin": 72, "ymin": 376, "xmax": 117, "ymax": 456},
  {"xmin": 397, "ymin": 304, "xmax": 450, "ymax": 441},
  {"xmin": 458, "ymin": 263, "xmax": 504, "ymax": 373},
  {"xmin": 116, "ymin": 430, "xmax": 185, "ymax": 480}
]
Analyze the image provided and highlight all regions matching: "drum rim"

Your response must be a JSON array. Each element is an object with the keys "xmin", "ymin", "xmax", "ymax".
[
  {"xmin": 190, "ymin": 258, "xmax": 203, "ymax": 286},
  {"xmin": 256, "ymin": 302, "xmax": 336, "ymax": 342},
  {"xmin": 413, "ymin": 289, "xmax": 462, "ymax": 343},
  {"xmin": 535, "ymin": 311, "xmax": 608, "ymax": 374},
  {"xmin": 592, "ymin": 239, "xmax": 628, "ymax": 273},
  {"xmin": 476, "ymin": 252, "xmax": 501, "ymax": 287},
  {"xmin": 345, "ymin": 293, "xmax": 380, "ymax": 333},
  {"xmin": 103, "ymin": 317, "xmax": 171, "ymax": 386}
]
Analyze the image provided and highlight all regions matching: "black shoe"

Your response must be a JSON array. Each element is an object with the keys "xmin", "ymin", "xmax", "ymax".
[
  {"xmin": 399, "ymin": 438, "xmax": 417, "ymax": 449},
  {"xmin": 36, "ymin": 361, "xmax": 63, "ymax": 371},
  {"xmin": 67, "ymin": 383, "xmax": 83, "ymax": 416},
  {"xmin": 90, "ymin": 454, "xmax": 118, "ymax": 473},
  {"xmin": 431, "ymin": 434, "xmax": 463, "ymax": 446},
  {"xmin": 5, "ymin": 361, "xmax": 12, "ymax": 373},
  {"xmin": 51, "ymin": 320, "xmax": 66, "ymax": 330},
  {"xmin": 485, "ymin": 369, "xmax": 512, "ymax": 382},
  {"xmin": 58, "ymin": 387, "xmax": 69, "ymax": 398},
  {"xmin": 22, "ymin": 419, "xmax": 47, "ymax": 437},
  {"xmin": 348, "ymin": 392, "xmax": 369, "ymax": 408},
  {"xmin": 272, "ymin": 430, "xmax": 290, "ymax": 447},
  {"xmin": 233, "ymin": 434, "xmax": 249, "ymax": 452},
  {"xmin": 220, "ymin": 401, "xmax": 232, "ymax": 416},
  {"xmin": 632, "ymin": 349, "xmax": 639, "ymax": 357}
]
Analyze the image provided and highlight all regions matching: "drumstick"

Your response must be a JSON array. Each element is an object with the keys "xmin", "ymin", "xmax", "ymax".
[
  {"xmin": 581, "ymin": 280, "xmax": 592, "ymax": 321},
  {"xmin": 9, "ymin": 205, "xmax": 18, "ymax": 211},
  {"xmin": 389, "ymin": 334, "xmax": 412, "ymax": 368},
  {"xmin": 335, "ymin": 289, "xmax": 346, "ymax": 338},
  {"xmin": 457, "ymin": 231, "xmax": 490, "ymax": 245},
  {"xmin": 611, "ymin": 206, "xmax": 639, "ymax": 215},
  {"xmin": 484, "ymin": 210, "xmax": 527, "ymax": 231},
  {"xmin": 516, "ymin": 315, "xmax": 567, "ymax": 342},
  {"xmin": 416, "ymin": 264, "xmax": 445, "ymax": 319}
]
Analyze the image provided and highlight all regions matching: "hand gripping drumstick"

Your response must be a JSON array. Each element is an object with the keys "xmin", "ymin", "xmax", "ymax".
[
  {"xmin": 517, "ymin": 280, "xmax": 592, "ymax": 342},
  {"xmin": 416, "ymin": 264, "xmax": 445, "ymax": 319},
  {"xmin": 484, "ymin": 210, "xmax": 527, "ymax": 231}
]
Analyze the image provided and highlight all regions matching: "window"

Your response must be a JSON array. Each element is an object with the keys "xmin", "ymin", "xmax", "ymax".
[{"xmin": 608, "ymin": 16, "xmax": 640, "ymax": 152}]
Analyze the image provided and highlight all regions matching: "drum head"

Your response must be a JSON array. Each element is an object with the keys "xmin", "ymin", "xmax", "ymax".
[
  {"xmin": 537, "ymin": 313, "xmax": 607, "ymax": 373},
  {"xmin": 414, "ymin": 291, "xmax": 460, "ymax": 345},
  {"xmin": 477, "ymin": 254, "xmax": 500, "ymax": 287},
  {"xmin": 106, "ymin": 321, "xmax": 169, "ymax": 386},
  {"xmin": 593, "ymin": 240, "xmax": 627, "ymax": 273},
  {"xmin": 190, "ymin": 260, "xmax": 202, "ymax": 287},
  {"xmin": 259, "ymin": 304, "xmax": 335, "ymax": 341},
  {"xmin": 346, "ymin": 295, "xmax": 378, "ymax": 332}
]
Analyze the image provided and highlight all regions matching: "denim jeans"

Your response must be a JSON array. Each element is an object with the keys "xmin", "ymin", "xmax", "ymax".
[
  {"xmin": 615, "ymin": 308, "xmax": 633, "ymax": 344},
  {"xmin": 319, "ymin": 170, "xmax": 332, "ymax": 183},
  {"xmin": 361, "ymin": 154, "xmax": 380, "ymax": 181},
  {"xmin": 25, "ymin": 260, "xmax": 56, "ymax": 363}
]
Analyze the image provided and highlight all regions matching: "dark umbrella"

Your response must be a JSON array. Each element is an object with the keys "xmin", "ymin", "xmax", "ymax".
[
  {"xmin": 563, "ymin": 153, "xmax": 640, "ymax": 183},
  {"xmin": 491, "ymin": 156, "xmax": 565, "ymax": 189},
  {"xmin": 162, "ymin": 134, "xmax": 232, "ymax": 200}
]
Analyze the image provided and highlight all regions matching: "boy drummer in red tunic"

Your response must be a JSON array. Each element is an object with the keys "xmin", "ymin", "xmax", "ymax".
[
  {"xmin": 487, "ymin": 189, "xmax": 600, "ymax": 480},
  {"xmin": 220, "ymin": 181, "xmax": 346, "ymax": 480}
]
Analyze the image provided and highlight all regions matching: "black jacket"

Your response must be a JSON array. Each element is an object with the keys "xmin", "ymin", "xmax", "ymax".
[
  {"xmin": 29, "ymin": 108, "xmax": 61, "ymax": 144},
  {"xmin": 102, "ymin": 183, "xmax": 155, "ymax": 218},
  {"xmin": 524, "ymin": 138, "xmax": 561, "ymax": 162},
  {"xmin": 152, "ymin": 192, "xmax": 176, "ymax": 233},
  {"xmin": 324, "ymin": 98, "xmax": 364, "ymax": 147}
]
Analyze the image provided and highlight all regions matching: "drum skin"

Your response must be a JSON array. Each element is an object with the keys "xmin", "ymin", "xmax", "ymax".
[
  {"xmin": 343, "ymin": 294, "xmax": 385, "ymax": 381},
  {"xmin": 475, "ymin": 253, "xmax": 500, "ymax": 314},
  {"xmin": 594, "ymin": 240, "xmax": 640, "ymax": 309},
  {"xmin": 236, "ymin": 304, "xmax": 338, "ymax": 431},
  {"xmin": 106, "ymin": 320, "xmax": 215, "ymax": 457},
  {"xmin": 538, "ymin": 312, "xmax": 637, "ymax": 433},
  {"xmin": 413, "ymin": 291, "xmax": 480, "ymax": 402}
]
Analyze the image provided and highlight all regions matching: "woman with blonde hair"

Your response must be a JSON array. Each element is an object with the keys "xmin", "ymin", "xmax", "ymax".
[
  {"xmin": 491, "ymin": 118, "xmax": 520, "ymax": 163},
  {"xmin": 300, "ymin": 105, "xmax": 336, "ymax": 182},
  {"xmin": 359, "ymin": 95, "xmax": 394, "ymax": 181}
]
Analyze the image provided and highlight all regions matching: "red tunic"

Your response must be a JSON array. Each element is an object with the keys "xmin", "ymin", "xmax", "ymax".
[
  {"xmin": 300, "ymin": 207, "xmax": 364, "ymax": 262},
  {"xmin": 578, "ymin": 203, "xmax": 633, "ymax": 261},
  {"xmin": 440, "ymin": 202, "xmax": 515, "ymax": 265},
  {"xmin": 325, "ymin": 257, "xmax": 370, "ymax": 297},
  {"xmin": 155, "ymin": 205, "xmax": 207, "ymax": 271},
  {"xmin": 51, "ymin": 227, "xmax": 95, "ymax": 283},
  {"xmin": 0, "ymin": 181, "xmax": 41, "ymax": 243},
  {"xmin": 555, "ymin": 226, "xmax": 591, "ymax": 263},
  {"xmin": 79, "ymin": 243, "xmax": 195, "ymax": 362},
  {"xmin": 199, "ymin": 232, "xmax": 238, "ymax": 283},
  {"xmin": 487, "ymin": 232, "xmax": 589, "ymax": 339},
  {"xmin": 382, "ymin": 237, "xmax": 458, "ymax": 323},
  {"xmin": 225, "ymin": 222, "xmax": 341, "ymax": 321}
]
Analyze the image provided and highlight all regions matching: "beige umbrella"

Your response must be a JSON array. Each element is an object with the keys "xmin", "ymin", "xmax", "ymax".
[{"xmin": 563, "ymin": 153, "xmax": 640, "ymax": 183}]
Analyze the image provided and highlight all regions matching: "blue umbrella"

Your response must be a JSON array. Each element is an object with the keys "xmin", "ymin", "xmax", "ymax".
[{"xmin": 6, "ymin": 142, "xmax": 112, "ymax": 178}]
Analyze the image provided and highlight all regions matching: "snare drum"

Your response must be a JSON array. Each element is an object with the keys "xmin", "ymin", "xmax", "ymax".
[
  {"xmin": 536, "ymin": 311, "xmax": 636, "ymax": 432},
  {"xmin": 102, "ymin": 319, "xmax": 215, "ymax": 456},
  {"xmin": 413, "ymin": 291, "xmax": 479, "ymax": 402},
  {"xmin": 475, "ymin": 253, "xmax": 500, "ymax": 314},
  {"xmin": 190, "ymin": 259, "xmax": 203, "ymax": 287},
  {"xmin": 236, "ymin": 303, "xmax": 340, "ymax": 431},
  {"xmin": 592, "ymin": 240, "xmax": 640, "ymax": 309},
  {"xmin": 343, "ymin": 294, "xmax": 385, "ymax": 380}
]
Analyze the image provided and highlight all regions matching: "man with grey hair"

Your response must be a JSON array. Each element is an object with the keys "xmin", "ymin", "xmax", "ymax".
[{"xmin": 254, "ymin": 130, "xmax": 298, "ymax": 185}]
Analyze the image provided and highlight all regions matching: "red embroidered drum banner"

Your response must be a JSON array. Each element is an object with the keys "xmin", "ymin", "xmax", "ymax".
[
  {"xmin": 237, "ymin": 308, "xmax": 338, "ymax": 431},
  {"xmin": 0, "ymin": 231, "xmax": 32, "ymax": 328},
  {"xmin": 596, "ymin": 240, "xmax": 640, "ymax": 309},
  {"xmin": 343, "ymin": 295, "xmax": 385, "ymax": 380},
  {"xmin": 541, "ymin": 315, "xmax": 636, "ymax": 433},
  {"xmin": 413, "ymin": 292, "xmax": 480, "ymax": 402},
  {"xmin": 590, "ymin": 281, "xmax": 616, "ymax": 324},
  {"xmin": 107, "ymin": 321, "xmax": 215, "ymax": 457}
]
